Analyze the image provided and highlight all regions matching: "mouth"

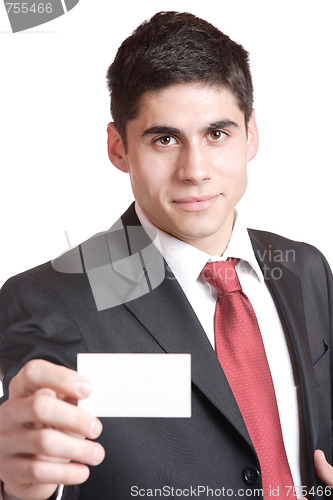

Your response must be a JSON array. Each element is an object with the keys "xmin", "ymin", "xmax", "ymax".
[{"xmin": 173, "ymin": 194, "xmax": 221, "ymax": 212}]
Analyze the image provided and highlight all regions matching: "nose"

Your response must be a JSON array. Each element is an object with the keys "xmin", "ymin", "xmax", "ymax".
[{"xmin": 177, "ymin": 142, "xmax": 212, "ymax": 184}]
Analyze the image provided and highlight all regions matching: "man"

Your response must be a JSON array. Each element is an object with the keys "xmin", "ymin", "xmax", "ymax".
[{"xmin": 0, "ymin": 11, "xmax": 332, "ymax": 500}]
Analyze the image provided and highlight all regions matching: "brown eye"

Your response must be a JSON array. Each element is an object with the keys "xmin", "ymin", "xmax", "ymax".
[
  {"xmin": 155, "ymin": 135, "xmax": 177, "ymax": 146},
  {"xmin": 209, "ymin": 130, "xmax": 225, "ymax": 140},
  {"xmin": 207, "ymin": 129, "xmax": 228, "ymax": 142}
]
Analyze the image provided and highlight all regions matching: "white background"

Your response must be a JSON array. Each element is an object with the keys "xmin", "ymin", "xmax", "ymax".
[{"xmin": 0, "ymin": 0, "xmax": 332, "ymax": 288}]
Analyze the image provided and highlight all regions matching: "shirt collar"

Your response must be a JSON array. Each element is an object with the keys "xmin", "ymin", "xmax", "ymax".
[
  {"xmin": 135, "ymin": 203, "xmax": 264, "ymax": 293},
  {"xmin": 223, "ymin": 212, "xmax": 264, "ymax": 283}
]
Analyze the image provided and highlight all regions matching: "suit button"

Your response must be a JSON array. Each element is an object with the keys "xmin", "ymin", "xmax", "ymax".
[{"xmin": 243, "ymin": 467, "xmax": 260, "ymax": 485}]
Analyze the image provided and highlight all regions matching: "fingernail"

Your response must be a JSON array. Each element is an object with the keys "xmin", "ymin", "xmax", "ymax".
[
  {"xmin": 90, "ymin": 419, "xmax": 103, "ymax": 439},
  {"xmin": 93, "ymin": 445, "xmax": 105, "ymax": 465},
  {"xmin": 76, "ymin": 380, "xmax": 92, "ymax": 398},
  {"xmin": 79, "ymin": 465, "xmax": 90, "ymax": 482}
]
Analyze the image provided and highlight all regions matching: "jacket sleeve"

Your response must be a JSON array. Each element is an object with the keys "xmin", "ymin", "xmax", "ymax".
[
  {"xmin": 0, "ymin": 271, "xmax": 89, "ymax": 500},
  {"xmin": 0, "ymin": 271, "xmax": 89, "ymax": 400}
]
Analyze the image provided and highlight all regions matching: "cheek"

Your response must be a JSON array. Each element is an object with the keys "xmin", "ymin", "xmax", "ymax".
[
  {"xmin": 218, "ymin": 153, "xmax": 248, "ymax": 181},
  {"xmin": 127, "ymin": 155, "xmax": 150, "ymax": 190},
  {"xmin": 132, "ymin": 159, "xmax": 175, "ymax": 192},
  {"xmin": 232, "ymin": 166, "xmax": 248, "ymax": 195},
  {"xmin": 216, "ymin": 155, "xmax": 248, "ymax": 198},
  {"xmin": 129, "ymin": 167, "xmax": 164, "ymax": 203}
]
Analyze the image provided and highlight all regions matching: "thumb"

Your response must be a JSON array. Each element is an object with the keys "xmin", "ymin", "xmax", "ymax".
[{"xmin": 314, "ymin": 449, "xmax": 333, "ymax": 488}]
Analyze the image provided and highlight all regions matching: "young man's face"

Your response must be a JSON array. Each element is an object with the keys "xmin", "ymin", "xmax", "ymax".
[{"xmin": 108, "ymin": 82, "xmax": 258, "ymax": 255}]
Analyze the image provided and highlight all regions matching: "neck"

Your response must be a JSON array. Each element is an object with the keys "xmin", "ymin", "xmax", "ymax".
[
  {"xmin": 178, "ymin": 213, "xmax": 235, "ymax": 257},
  {"xmin": 135, "ymin": 203, "xmax": 236, "ymax": 257}
]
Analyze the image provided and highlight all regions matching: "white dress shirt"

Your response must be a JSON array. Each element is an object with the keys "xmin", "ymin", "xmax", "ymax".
[{"xmin": 136, "ymin": 203, "xmax": 303, "ymax": 495}]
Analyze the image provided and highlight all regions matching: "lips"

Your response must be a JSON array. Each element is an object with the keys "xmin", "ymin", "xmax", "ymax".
[{"xmin": 173, "ymin": 194, "xmax": 221, "ymax": 212}]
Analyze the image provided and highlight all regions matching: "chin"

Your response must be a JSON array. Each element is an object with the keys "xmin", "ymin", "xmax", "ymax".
[{"xmin": 174, "ymin": 223, "xmax": 219, "ymax": 241}]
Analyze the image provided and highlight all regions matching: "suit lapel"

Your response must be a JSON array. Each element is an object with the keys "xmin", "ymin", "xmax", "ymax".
[
  {"xmin": 124, "ymin": 261, "xmax": 253, "ymax": 449},
  {"xmin": 118, "ymin": 204, "xmax": 253, "ymax": 449},
  {"xmin": 249, "ymin": 230, "xmax": 319, "ymax": 453}
]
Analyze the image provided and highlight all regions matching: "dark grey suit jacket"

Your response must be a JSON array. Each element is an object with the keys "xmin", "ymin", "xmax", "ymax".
[{"xmin": 0, "ymin": 204, "xmax": 332, "ymax": 499}]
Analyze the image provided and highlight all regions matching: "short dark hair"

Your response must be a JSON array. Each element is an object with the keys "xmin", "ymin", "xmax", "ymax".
[{"xmin": 107, "ymin": 11, "xmax": 253, "ymax": 148}]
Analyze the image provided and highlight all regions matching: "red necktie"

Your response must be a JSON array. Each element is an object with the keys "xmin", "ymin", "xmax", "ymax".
[{"xmin": 201, "ymin": 259, "xmax": 294, "ymax": 498}]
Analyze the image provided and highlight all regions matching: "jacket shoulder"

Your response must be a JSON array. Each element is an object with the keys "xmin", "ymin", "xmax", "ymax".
[{"xmin": 248, "ymin": 228, "xmax": 332, "ymax": 281}]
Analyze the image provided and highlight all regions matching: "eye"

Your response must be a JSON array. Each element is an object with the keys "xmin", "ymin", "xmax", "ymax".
[
  {"xmin": 154, "ymin": 135, "xmax": 177, "ymax": 146},
  {"xmin": 207, "ymin": 130, "xmax": 227, "ymax": 141}
]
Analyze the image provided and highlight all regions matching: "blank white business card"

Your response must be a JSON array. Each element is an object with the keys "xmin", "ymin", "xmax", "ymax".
[{"xmin": 77, "ymin": 353, "xmax": 191, "ymax": 418}]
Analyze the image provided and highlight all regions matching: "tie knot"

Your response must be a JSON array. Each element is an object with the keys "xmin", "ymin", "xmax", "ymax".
[{"xmin": 201, "ymin": 259, "xmax": 241, "ymax": 295}]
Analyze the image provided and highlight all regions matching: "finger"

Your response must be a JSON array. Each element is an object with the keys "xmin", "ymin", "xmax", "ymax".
[
  {"xmin": 1, "ymin": 392, "xmax": 103, "ymax": 439},
  {"xmin": 314, "ymin": 449, "xmax": 333, "ymax": 488},
  {"xmin": 9, "ymin": 359, "xmax": 92, "ymax": 400},
  {"xmin": 2, "ymin": 456, "xmax": 90, "ymax": 486},
  {"xmin": 1, "ymin": 429, "xmax": 105, "ymax": 467}
]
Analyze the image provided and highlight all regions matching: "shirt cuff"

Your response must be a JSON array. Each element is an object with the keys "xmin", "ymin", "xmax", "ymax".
[
  {"xmin": 0, "ymin": 482, "xmax": 63, "ymax": 500},
  {"xmin": 54, "ymin": 485, "xmax": 64, "ymax": 500}
]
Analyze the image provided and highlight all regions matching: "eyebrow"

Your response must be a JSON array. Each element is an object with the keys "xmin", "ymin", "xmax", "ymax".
[
  {"xmin": 141, "ymin": 120, "xmax": 239, "ymax": 138},
  {"xmin": 141, "ymin": 125, "xmax": 182, "ymax": 137},
  {"xmin": 205, "ymin": 120, "xmax": 239, "ymax": 132}
]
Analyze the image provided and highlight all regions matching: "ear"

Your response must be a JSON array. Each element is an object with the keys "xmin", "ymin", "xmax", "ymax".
[
  {"xmin": 246, "ymin": 110, "xmax": 259, "ymax": 162},
  {"xmin": 107, "ymin": 122, "xmax": 129, "ymax": 173}
]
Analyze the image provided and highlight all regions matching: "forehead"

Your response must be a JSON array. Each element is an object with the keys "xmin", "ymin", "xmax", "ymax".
[{"xmin": 133, "ymin": 82, "xmax": 244, "ymax": 128}]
